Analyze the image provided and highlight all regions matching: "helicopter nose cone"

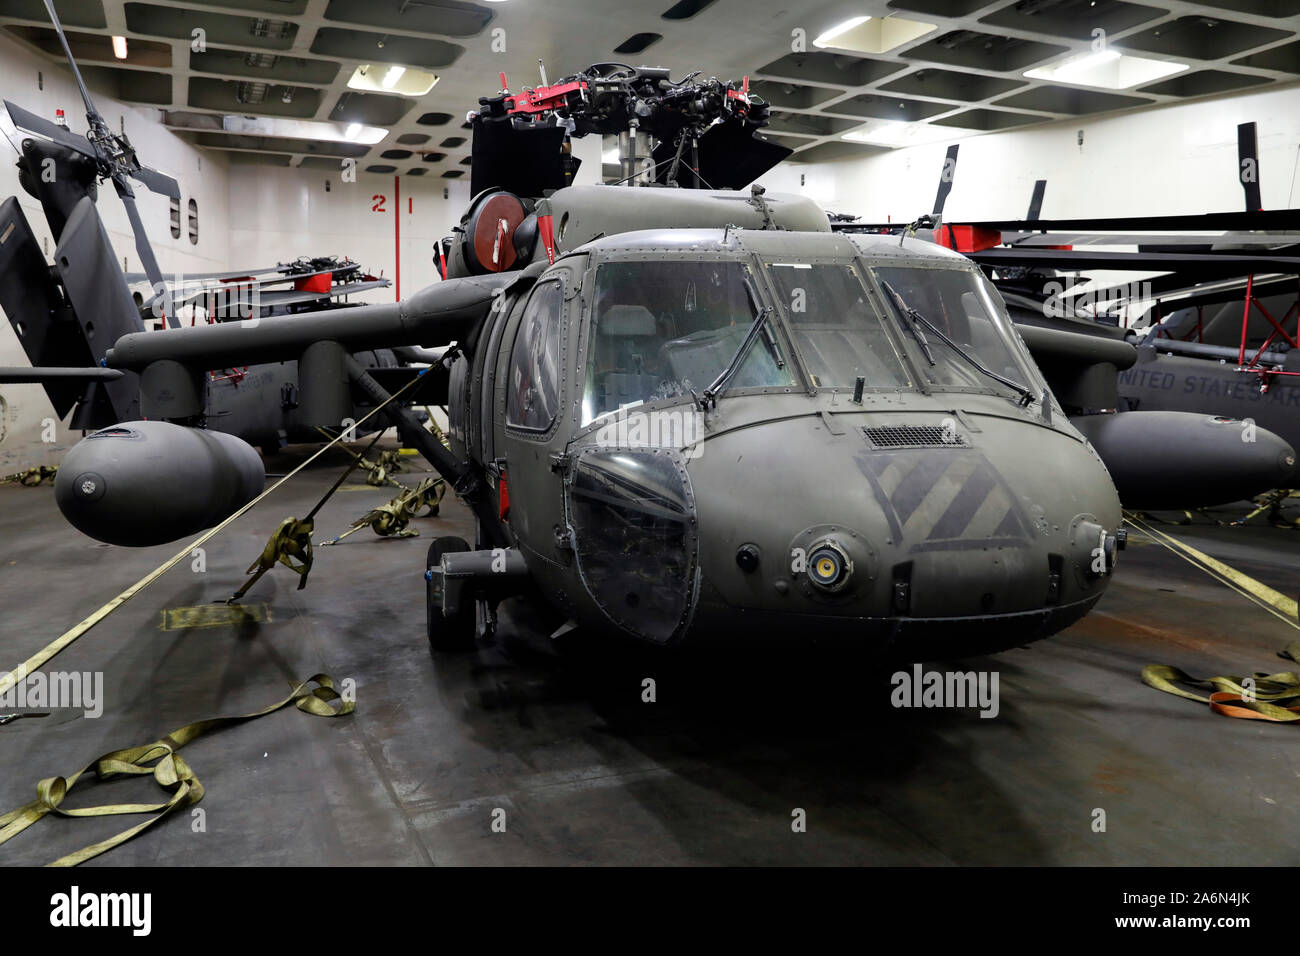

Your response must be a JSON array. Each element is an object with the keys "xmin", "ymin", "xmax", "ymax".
[{"xmin": 684, "ymin": 410, "xmax": 1121, "ymax": 656}]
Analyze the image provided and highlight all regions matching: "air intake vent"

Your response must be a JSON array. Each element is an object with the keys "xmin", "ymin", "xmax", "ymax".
[
  {"xmin": 863, "ymin": 425, "xmax": 967, "ymax": 448},
  {"xmin": 89, "ymin": 426, "xmax": 140, "ymax": 440},
  {"xmin": 235, "ymin": 81, "xmax": 268, "ymax": 104}
]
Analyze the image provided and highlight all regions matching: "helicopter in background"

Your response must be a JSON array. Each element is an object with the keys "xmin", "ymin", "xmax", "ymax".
[
  {"xmin": 831, "ymin": 135, "xmax": 1299, "ymax": 511},
  {"xmin": 0, "ymin": 3, "xmax": 429, "ymax": 460}
]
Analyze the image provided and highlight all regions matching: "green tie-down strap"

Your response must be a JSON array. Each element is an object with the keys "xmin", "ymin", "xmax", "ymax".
[
  {"xmin": 1142, "ymin": 642, "xmax": 1300, "ymax": 722},
  {"xmin": 0, "ymin": 674, "xmax": 354, "ymax": 866},
  {"xmin": 230, "ymin": 516, "xmax": 315, "ymax": 601}
]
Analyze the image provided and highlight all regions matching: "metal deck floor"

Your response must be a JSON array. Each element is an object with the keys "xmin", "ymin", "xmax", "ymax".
[{"xmin": 1, "ymin": 443, "xmax": 1297, "ymax": 866}]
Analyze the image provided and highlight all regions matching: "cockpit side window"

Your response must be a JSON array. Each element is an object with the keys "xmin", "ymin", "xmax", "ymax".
[{"xmin": 506, "ymin": 280, "xmax": 564, "ymax": 432}]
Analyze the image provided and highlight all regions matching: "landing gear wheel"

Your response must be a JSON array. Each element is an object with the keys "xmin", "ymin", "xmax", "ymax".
[{"xmin": 426, "ymin": 535, "xmax": 474, "ymax": 651}]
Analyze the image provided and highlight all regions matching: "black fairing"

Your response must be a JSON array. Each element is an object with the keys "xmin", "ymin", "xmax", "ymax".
[{"xmin": 18, "ymin": 137, "xmax": 99, "ymax": 241}]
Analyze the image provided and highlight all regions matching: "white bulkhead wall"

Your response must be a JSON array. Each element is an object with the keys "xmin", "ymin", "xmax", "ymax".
[
  {"xmin": 224, "ymin": 164, "xmax": 471, "ymax": 302},
  {"xmin": 764, "ymin": 83, "xmax": 1300, "ymax": 222}
]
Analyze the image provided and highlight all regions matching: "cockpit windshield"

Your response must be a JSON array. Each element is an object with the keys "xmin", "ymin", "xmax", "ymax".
[
  {"xmin": 581, "ymin": 260, "xmax": 796, "ymax": 425},
  {"xmin": 763, "ymin": 261, "xmax": 910, "ymax": 389},
  {"xmin": 873, "ymin": 266, "xmax": 1036, "ymax": 400}
]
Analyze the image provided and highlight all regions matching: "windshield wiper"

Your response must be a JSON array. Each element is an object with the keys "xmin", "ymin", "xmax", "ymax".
[
  {"xmin": 881, "ymin": 280, "xmax": 935, "ymax": 367},
  {"xmin": 880, "ymin": 280, "xmax": 1034, "ymax": 407},
  {"xmin": 698, "ymin": 306, "xmax": 778, "ymax": 410}
]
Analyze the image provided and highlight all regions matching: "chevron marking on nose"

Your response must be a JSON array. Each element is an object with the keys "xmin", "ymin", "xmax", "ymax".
[{"xmin": 856, "ymin": 449, "xmax": 1031, "ymax": 551}]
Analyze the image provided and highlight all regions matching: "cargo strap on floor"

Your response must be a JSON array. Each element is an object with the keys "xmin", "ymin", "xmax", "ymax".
[
  {"xmin": 1126, "ymin": 512, "xmax": 1300, "ymax": 721},
  {"xmin": 0, "ymin": 370, "xmax": 428, "ymax": 864},
  {"xmin": 320, "ymin": 475, "xmax": 445, "ymax": 546},
  {"xmin": 1142, "ymin": 643, "xmax": 1300, "ymax": 722},
  {"xmin": 1, "ymin": 465, "xmax": 58, "ymax": 486},
  {"xmin": 0, "ymin": 675, "xmax": 353, "ymax": 866}
]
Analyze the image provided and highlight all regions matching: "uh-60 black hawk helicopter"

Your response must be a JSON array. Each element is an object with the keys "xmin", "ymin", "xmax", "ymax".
[{"xmin": 44, "ymin": 60, "xmax": 1133, "ymax": 662}]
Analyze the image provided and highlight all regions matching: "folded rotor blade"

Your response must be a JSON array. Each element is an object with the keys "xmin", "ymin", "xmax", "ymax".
[
  {"xmin": 116, "ymin": 185, "xmax": 177, "ymax": 328},
  {"xmin": 39, "ymin": 0, "xmax": 101, "ymax": 125},
  {"xmin": 3, "ymin": 100, "xmax": 97, "ymax": 160},
  {"xmin": 130, "ymin": 164, "xmax": 180, "ymax": 200}
]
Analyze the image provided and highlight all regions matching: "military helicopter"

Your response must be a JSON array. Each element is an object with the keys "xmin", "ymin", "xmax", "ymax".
[
  {"xmin": 0, "ymin": 0, "xmax": 424, "ymax": 457},
  {"xmin": 1107, "ymin": 126, "xmax": 1300, "ymax": 460},
  {"xmin": 40, "ymin": 56, "xmax": 1137, "ymax": 664},
  {"xmin": 832, "ymin": 139, "xmax": 1300, "ymax": 510},
  {"xmin": 978, "ymin": 126, "xmax": 1300, "ymax": 506}
]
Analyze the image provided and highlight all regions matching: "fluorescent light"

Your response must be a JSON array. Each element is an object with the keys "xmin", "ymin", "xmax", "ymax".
[
  {"xmin": 812, "ymin": 14, "xmax": 936, "ymax": 55},
  {"xmin": 814, "ymin": 16, "xmax": 871, "ymax": 48},
  {"xmin": 213, "ymin": 114, "xmax": 389, "ymax": 144},
  {"xmin": 111, "ymin": 35, "xmax": 128, "ymax": 59},
  {"xmin": 346, "ymin": 64, "xmax": 438, "ymax": 96},
  {"xmin": 842, "ymin": 120, "xmax": 964, "ymax": 148},
  {"xmin": 1024, "ymin": 50, "xmax": 1188, "ymax": 89},
  {"xmin": 1054, "ymin": 48, "xmax": 1119, "ymax": 80}
]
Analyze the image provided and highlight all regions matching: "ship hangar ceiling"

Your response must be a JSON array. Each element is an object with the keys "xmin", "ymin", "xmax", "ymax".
[{"xmin": 0, "ymin": 0, "xmax": 1296, "ymax": 175}]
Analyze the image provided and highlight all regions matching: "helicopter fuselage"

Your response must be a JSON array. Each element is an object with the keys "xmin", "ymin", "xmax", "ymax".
[{"xmin": 446, "ymin": 227, "xmax": 1124, "ymax": 656}]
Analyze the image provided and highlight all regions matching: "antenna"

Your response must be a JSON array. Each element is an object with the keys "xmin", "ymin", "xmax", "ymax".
[{"xmin": 932, "ymin": 143, "xmax": 959, "ymax": 222}]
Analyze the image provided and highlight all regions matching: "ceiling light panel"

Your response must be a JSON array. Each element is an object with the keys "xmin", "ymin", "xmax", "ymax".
[{"xmin": 814, "ymin": 14, "xmax": 937, "ymax": 54}]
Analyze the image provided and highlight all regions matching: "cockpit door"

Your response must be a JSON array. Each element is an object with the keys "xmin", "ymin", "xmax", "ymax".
[{"xmin": 493, "ymin": 275, "xmax": 572, "ymax": 551}]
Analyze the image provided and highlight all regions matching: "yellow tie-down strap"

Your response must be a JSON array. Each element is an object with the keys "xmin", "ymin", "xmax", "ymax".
[
  {"xmin": 0, "ymin": 366, "xmax": 426, "ymax": 701},
  {"xmin": 1126, "ymin": 513, "xmax": 1300, "ymax": 721},
  {"xmin": 0, "ymin": 371, "xmax": 425, "ymax": 866},
  {"xmin": 1124, "ymin": 511, "xmax": 1298, "ymax": 630},
  {"xmin": 0, "ymin": 675, "xmax": 353, "ymax": 866},
  {"xmin": 1142, "ymin": 643, "xmax": 1300, "ymax": 722}
]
